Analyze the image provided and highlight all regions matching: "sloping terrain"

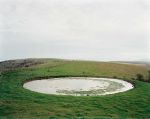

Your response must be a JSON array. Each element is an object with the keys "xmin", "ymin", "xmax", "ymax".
[{"xmin": 0, "ymin": 59, "xmax": 150, "ymax": 119}]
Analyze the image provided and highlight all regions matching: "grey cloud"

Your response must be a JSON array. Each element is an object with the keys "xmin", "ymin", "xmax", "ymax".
[{"xmin": 0, "ymin": 0, "xmax": 149, "ymax": 61}]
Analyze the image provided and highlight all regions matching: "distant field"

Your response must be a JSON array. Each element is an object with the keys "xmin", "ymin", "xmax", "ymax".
[{"xmin": 0, "ymin": 58, "xmax": 150, "ymax": 119}]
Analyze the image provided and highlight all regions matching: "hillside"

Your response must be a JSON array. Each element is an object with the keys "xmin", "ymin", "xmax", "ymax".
[{"xmin": 0, "ymin": 58, "xmax": 150, "ymax": 118}]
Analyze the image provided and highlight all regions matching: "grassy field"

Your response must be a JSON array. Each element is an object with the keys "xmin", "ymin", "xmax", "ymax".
[{"xmin": 0, "ymin": 58, "xmax": 150, "ymax": 119}]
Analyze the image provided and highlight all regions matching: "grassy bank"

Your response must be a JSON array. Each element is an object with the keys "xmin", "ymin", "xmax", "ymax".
[{"xmin": 0, "ymin": 59, "xmax": 150, "ymax": 119}]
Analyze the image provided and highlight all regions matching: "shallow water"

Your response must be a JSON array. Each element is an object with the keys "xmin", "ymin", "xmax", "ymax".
[{"xmin": 23, "ymin": 77, "xmax": 133, "ymax": 96}]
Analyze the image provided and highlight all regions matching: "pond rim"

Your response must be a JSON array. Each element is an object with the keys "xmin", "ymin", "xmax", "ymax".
[{"xmin": 23, "ymin": 76, "xmax": 134, "ymax": 96}]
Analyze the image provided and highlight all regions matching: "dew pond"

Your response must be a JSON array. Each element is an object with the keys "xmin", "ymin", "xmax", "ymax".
[{"xmin": 23, "ymin": 77, "xmax": 133, "ymax": 96}]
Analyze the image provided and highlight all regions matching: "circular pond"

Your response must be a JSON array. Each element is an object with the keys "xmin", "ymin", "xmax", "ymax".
[{"xmin": 23, "ymin": 77, "xmax": 133, "ymax": 96}]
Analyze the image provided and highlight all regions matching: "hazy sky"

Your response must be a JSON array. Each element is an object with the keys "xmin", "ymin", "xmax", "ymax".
[{"xmin": 0, "ymin": 0, "xmax": 150, "ymax": 61}]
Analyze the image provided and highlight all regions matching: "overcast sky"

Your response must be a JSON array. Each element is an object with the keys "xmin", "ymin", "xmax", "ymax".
[{"xmin": 0, "ymin": 0, "xmax": 150, "ymax": 61}]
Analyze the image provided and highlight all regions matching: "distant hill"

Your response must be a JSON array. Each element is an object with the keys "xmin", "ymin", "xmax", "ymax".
[{"xmin": 110, "ymin": 61, "xmax": 150, "ymax": 66}]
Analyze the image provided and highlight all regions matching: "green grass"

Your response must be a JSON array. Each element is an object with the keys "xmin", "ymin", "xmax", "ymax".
[{"xmin": 0, "ymin": 59, "xmax": 150, "ymax": 119}]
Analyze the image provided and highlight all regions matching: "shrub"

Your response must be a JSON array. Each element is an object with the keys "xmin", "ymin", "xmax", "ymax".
[
  {"xmin": 148, "ymin": 71, "xmax": 150, "ymax": 82},
  {"xmin": 136, "ymin": 74, "xmax": 144, "ymax": 81}
]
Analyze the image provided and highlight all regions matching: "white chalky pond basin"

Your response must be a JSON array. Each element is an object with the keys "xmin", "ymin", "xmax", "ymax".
[{"xmin": 23, "ymin": 77, "xmax": 134, "ymax": 96}]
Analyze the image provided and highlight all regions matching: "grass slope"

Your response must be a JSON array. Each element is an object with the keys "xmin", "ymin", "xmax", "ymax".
[{"xmin": 0, "ymin": 59, "xmax": 150, "ymax": 119}]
